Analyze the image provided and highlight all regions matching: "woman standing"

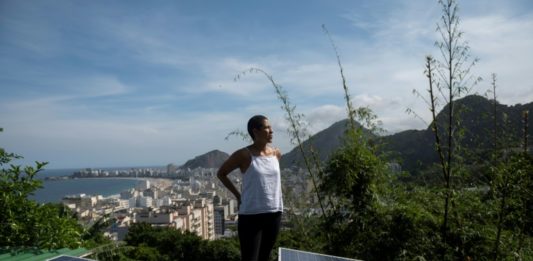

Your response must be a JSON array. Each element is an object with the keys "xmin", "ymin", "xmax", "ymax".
[{"xmin": 217, "ymin": 115, "xmax": 283, "ymax": 261}]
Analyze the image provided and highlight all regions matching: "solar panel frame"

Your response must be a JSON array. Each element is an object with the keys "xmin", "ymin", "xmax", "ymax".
[
  {"xmin": 47, "ymin": 255, "xmax": 94, "ymax": 261},
  {"xmin": 279, "ymin": 247, "xmax": 361, "ymax": 261}
]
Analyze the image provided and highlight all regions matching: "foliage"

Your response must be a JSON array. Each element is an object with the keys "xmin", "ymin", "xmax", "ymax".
[
  {"xmin": 274, "ymin": 216, "xmax": 325, "ymax": 253},
  {"xmin": 0, "ymin": 132, "xmax": 84, "ymax": 249},
  {"xmin": 126, "ymin": 244, "xmax": 161, "ymax": 261},
  {"xmin": 321, "ymin": 130, "xmax": 384, "ymax": 213},
  {"xmin": 489, "ymin": 152, "xmax": 533, "ymax": 260},
  {"xmin": 120, "ymin": 222, "xmax": 240, "ymax": 261},
  {"xmin": 82, "ymin": 215, "xmax": 114, "ymax": 249},
  {"xmin": 317, "ymin": 128, "xmax": 443, "ymax": 260},
  {"xmin": 224, "ymin": 129, "xmax": 253, "ymax": 144}
]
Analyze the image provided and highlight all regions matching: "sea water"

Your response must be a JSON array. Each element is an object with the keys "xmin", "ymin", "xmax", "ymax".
[{"xmin": 29, "ymin": 168, "xmax": 141, "ymax": 203}]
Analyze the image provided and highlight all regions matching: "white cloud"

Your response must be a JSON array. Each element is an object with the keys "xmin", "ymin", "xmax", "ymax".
[
  {"xmin": 67, "ymin": 75, "xmax": 130, "ymax": 98},
  {"xmin": 279, "ymin": 62, "xmax": 345, "ymax": 97},
  {"xmin": 462, "ymin": 14, "xmax": 533, "ymax": 104},
  {"xmin": 191, "ymin": 58, "xmax": 269, "ymax": 96},
  {"xmin": 352, "ymin": 94, "xmax": 384, "ymax": 107},
  {"xmin": 305, "ymin": 105, "xmax": 346, "ymax": 133}
]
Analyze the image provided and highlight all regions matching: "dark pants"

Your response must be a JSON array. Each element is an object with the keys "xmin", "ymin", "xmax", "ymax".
[{"xmin": 238, "ymin": 212, "xmax": 282, "ymax": 261}]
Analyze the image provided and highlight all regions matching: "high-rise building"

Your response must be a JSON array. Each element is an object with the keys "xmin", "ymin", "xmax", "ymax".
[
  {"xmin": 134, "ymin": 209, "xmax": 173, "ymax": 225},
  {"xmin": 136, "ymin": 180, "xmax": 150, "ymax": 191},
  {"xmin": 157, "ymin": 196, "xmax": 172, "ymax": 207},
  {"xmin": 228, "ymin": 199, "xmax": 238, "ymax": 216},
  {"xmin": 143, "ymin": 188, "xmax": 158, "ymax": 199},
  {"xmin": 120, "ymin": 189, "xmax": 137, "ymax": 200},
  {"xmin": 167, "ymin": 164, "xmax": 178, "ymax": 176},
  {"xmin": 214, "ymin": 206, "xmax": 225, "ymax": 236},
  {"xmin": 138, "ymin": 196, "xmax": 153, "ymax": 208},
  {"xmin": 62, "ymin": 194, "xmax": 97, "ymax": 210},
  {"xmin": 173, "ymin": 200, "xmax": 215, "ymax": 240},
  {"xmin": 194, "ymin": 199, "xmax": 215, "ymax": 240},
  {"xmin": 213, "ymin": 195, "xmax": 222, "ymax": 205},
  {"xmin": 128, "ymin": 197, "xmax": 138, "ymax": 208}
]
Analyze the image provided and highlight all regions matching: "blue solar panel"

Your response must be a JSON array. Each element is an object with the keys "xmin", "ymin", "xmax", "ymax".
[
  {"xmin": 279, "ymin": 248, "xmax": 361, "ymax": 261},
  {"xmin": 47, "ymin": 255, "xmax": 94, "ymax": 261}
]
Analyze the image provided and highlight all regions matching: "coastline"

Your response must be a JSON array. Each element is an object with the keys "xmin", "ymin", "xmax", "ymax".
[
  {"xmin": 45, "ymin": 177, "xmax": 175, "ymax": 189},
  {"xmin": 46, "ymin": 176, "xmax": 159, "ymax": 180},
  {"xmin": 31, "ymin": 178, "xmax": 173, "ymax": 204}
]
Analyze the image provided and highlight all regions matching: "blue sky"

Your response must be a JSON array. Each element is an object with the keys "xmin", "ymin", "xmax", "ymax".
[{"xmin": 1, "ymin": 0, "xmax": 533, "ymax": 169}]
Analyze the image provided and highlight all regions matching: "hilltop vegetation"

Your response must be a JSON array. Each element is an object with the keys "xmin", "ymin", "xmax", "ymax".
[
  {"xmin": 281, "ymin": 94, "xmax": 533, "ymax": 176},
  {"xmin": 383, "ymin": 95, "xmax": 533, "ymax": 175}
]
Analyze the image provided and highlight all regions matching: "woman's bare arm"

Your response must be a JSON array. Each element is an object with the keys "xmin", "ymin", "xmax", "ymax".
[{"xmin": 217, "ymin": 149, "xmax": 247, "ymax": 204}]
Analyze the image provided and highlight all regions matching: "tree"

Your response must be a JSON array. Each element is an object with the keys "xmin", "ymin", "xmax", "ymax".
[
  {"xmin": 0, "ymin": 128, "xmax": 84, "ymax": 249},
  {"xmin": 123, "ymin": 222, "xmax": 240, "ymax": 261},
  {"xmin": 489, "ymin": 152, "xmax": 533, "ymax": 260}
]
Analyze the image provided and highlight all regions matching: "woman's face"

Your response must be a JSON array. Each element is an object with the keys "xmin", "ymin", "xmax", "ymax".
[{"xmin": 253, "ymin": 119, "xmax": 273, "ymax": 143}]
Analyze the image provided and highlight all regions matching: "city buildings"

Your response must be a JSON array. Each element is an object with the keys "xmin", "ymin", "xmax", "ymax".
[{"xmin": 63, "ymin": 167, "xmax": 241, "ymax": 242}]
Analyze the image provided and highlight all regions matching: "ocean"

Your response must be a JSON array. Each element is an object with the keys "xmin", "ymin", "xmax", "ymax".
[{"xmin": 29, "ymin": 168, "xmax": 143, "ymax": 204}]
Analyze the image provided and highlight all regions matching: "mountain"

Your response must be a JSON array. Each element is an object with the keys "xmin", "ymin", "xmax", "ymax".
[
  {"xmin": 280, "ymin": 119, "xmax": 375, "ymax": 169},
  {"xmin": 381, "ymin": 95, "xmax": 533, "ymax": 173},
  {"xmin": 180, "ymin": 150, "xmax": 229, "ymax": 170},
  {"xmin": 280, "ymin": 95, "xmax": 533, "ymax": 173}
]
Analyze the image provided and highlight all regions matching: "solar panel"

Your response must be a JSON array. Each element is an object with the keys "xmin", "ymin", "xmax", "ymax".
[
  {"xmin": 47, "ymin": 255, "xmax": 94, "ymax": 261},
  {"xmin": 279, "ymin": 248, "xmax": 361, "ymax": 261}
]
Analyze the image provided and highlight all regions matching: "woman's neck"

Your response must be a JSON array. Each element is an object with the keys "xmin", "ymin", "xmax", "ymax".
[{"xmin": 250, "ymin": 142, "xmax": 268, "ymax": 152}]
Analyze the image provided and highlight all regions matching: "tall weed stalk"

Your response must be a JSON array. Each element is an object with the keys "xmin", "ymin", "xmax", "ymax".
[
  {"xmin": 485, "ymin": 73, "xmax": 532, "ymax": 260},
  {"xmin": 320, "ymin": 25, "xmax": 391, "ymax": 258},
  {"xmin": 322, "ymin": 25, "xmax": 357, "ymax": 132},
  {"xmin": 321, "ymin": 24, "xmax": 384, "ymax": 192},
  {"xmin": 414, "ymin": 0, "xmax": 481, "ymax": 246}
]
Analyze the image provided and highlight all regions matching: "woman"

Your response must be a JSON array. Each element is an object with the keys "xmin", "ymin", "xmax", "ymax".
[{"xmin": 217, "ymin": 115, "xmax": 283, "ymax": 261}]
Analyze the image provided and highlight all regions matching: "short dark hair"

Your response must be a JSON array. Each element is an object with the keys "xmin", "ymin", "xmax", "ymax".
[{"xmin": 247, "ymin": 115, "xmax": 267, "ymax": 140}]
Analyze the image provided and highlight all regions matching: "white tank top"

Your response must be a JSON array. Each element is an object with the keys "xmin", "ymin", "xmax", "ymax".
[{"xmin": 239, "ymin": 149, "xmax": 283, "ymax": 215}]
